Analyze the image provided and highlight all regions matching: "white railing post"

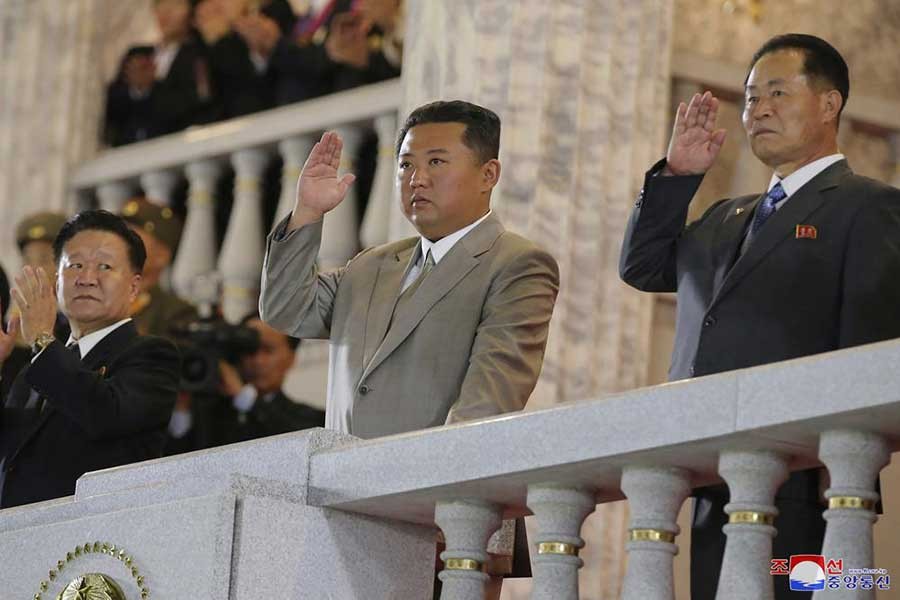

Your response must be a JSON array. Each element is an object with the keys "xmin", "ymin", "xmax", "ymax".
[
  {"xmin": 139, "ymin": 169, "xmax": 180, "ymax": 206},
  {"xmin": 219, "ymin": 148, "xmax": 269, "ymax": 323},
  {"xmin": 813, "ymin": 430, "xmax": 890, "ymax": 599},
  {"xmin": 434, "ymin": 499, "xmax": 502, "ymax": 600},
  {"xmin": 275, "ymin": 135, "xmax": 316, "ymax": 224},
  {"xmin": 359, "ymin": 113, "xmax": 398, "ymax": 248},
  {"xmin": 319, "ymin": 126, "xmax": 362, "ymax": 268},
  {"xmin": 715, "ymin": 451, "xmax": 788, "ymax": 600},
  {"xmin": 172, "ymin": 159, "xmax": 221, "ymax": 302},
  {"xmin": 95, "ymin": 180, "xmax": 135, "ymax": 213},
  {"xmin": 621, "ymin": 466, "xmax": 691, "ymax": 600},
  {"xmin": 526, "ymin": 484, "xmax": 596, "ymax": 600}
]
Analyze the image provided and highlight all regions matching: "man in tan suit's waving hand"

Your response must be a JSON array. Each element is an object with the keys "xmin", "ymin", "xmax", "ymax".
[{"xmin": 260, "ymin": 100, "xmax": 559, "ymax": 440}]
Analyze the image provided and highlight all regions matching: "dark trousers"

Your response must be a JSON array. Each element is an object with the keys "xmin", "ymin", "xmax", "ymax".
[{"xmin": 690, "ymin": 469, "xmax": 826, "ymax": 600}]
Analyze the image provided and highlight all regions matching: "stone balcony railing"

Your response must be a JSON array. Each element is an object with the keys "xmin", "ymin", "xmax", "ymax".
[
  {"xmin": 71, "ymin": 78, "xmax": 403, "ymax": 323},
  {"xmin": 2, "ymin": 338, "xmax": 898, "ymax": 599}
]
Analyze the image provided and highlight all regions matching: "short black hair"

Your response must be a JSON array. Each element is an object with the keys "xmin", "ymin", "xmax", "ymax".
[
  {"xmin": 396, "ymin": 100, "xmax": 501, "ymax": 164},
  {"xmin": 240, "ymin": 311, "xmax": 301, "ymax": 351},
  {"xmin": 54, "ymin": 210, "xmax": 147, "ymax": 274},
  {"xmin": 747, "ymin": 34, "xmax": 849, "ymax": 120}
]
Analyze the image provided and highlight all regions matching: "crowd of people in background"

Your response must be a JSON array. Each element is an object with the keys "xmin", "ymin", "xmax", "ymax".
[{"xmin": 105, "ymin": 0, "xmax": 403, "ymax": 147}]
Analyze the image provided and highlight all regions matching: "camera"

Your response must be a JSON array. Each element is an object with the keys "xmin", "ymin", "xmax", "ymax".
[{"xmin": 174, "ymin": 318, "xmax": 260, "ymax": 393}]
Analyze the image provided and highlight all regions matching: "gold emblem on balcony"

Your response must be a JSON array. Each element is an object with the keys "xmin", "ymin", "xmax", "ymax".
[
  {"xmin": 56, "ymin": 573, "xmax": 126, "ymax": 600},
  {"xmin": 444, "ymin": 558, "xmax": 482, "ymax": 571}
]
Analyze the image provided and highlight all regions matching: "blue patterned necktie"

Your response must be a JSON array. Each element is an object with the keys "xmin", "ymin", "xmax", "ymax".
[{"xmin": 750, "ymin": 182, "xmax": 787, "ymax": 235}]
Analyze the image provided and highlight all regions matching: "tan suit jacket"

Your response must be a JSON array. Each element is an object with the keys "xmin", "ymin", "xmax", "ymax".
[{"xmin": 260, "ymin": 213, "xmax": 559, "ymax": 439}]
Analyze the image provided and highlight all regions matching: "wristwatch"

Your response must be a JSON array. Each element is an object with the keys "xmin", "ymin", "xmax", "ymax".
[{"xmin": 31, "ymin": 332, "xmax": 56, "ymax": 354}]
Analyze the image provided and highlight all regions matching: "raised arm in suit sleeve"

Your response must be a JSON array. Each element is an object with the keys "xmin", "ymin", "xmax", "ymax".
[
  {"xmin": 446, "ymin": 245, "xmax": 560, "ymax": 423},
  {"xmin": 619, "ymin": 159, "xmax": 705, "ymax": 293},
  {"xmin": 839, "ymin": 188, "xmax": 900, "ymax": 347},
  {"xmin": 24, "ymin": 337, "xmax": 179, "ymax": 441},
  {"xmin": 260, "ymin": 216, "xmax": 347, "ymax": 339}
]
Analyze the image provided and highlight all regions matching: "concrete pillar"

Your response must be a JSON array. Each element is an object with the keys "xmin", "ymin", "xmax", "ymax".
[
  {"xmin": 219, "ymin": 148, "xmax": 269, "ymax": 323},
  {"xmin": 319, "ymin": 126, "xmax": 361, "ymax": 268},
  {"xmin": 172, "ymin": 159, "xmax": 221, "ymax": 303},
  {"xmin": 275, "ymin": 135, "xmax": 316, "ymax": 224},
  {"xmin": 139, "ymin": 169, "xmax": 180, "ymax": 206},
  {"xmin": 434, "ymin": 499, "xmax": 502, "ymax": 600},
  {"xmin": 621, "ymin": 466, "xmax": 691, "ymax": 600},
  {"xmin": 813, "ymin": 430, "xmax": 890, "ymax": 600},
  {"xmin": 716, "ymin": 451, "xmax": 788, "ymax": 600},
  {"xmin": 95, "ymin": 180, "xmax": 134, "ymax": 213},
  {"xmin": 526, "ymin": 484, "xmax": 596, "ymax": 600},
  {"xmin": 359, "ymin": 113, "xmax": 398, "ymax": 248}
]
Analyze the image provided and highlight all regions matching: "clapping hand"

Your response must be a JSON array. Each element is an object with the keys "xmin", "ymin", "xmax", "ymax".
[
  {"xmin": 0, "ymin": 301, "xmax": 20, "ymax": 365},
  {"xmin": 664, "ymin": 91, "xmax": 727, "ymax": 176},
  {"xmin": 11, "ymin": 266, "xmax": 57, "ymax": 347},
  {"xmin": 288, "ymin": 131, "xmax": 357, "ymax": 230}
]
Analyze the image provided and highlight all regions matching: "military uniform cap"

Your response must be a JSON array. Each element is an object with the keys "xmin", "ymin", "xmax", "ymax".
[
  {"xmin": 120, "ymin": 197, "xmax": 183, "ymax": 252},
  {"xmin": 15, "ymin": 212, "xmax": 67, "ymax": 251}
]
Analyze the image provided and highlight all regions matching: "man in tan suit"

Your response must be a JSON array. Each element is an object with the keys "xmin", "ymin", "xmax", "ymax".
[{"xmin": 260, "ymin": 100, "xmax": 559, "ymax": 439}]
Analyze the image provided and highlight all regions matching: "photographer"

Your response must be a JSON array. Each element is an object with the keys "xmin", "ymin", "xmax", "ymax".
[{"xmin": 166, "ymin": 312, "xmax": 323, "ymax": 453}]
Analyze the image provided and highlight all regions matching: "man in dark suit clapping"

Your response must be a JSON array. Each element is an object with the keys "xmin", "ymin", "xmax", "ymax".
[{"xmin": 0, "ymin": 210, "xmax": 180, "ymax": 509}]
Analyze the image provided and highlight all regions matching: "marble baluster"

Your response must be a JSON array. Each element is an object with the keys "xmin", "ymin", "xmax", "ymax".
[
  {"xmin": 621, "ymin": 466, "xmax": 691, "ymax": 600},
  {"xmin": 275, "ymin": 135, "xmax": 315, "ymax": 224},
  {"xmin": 526, "ymin": 484, "xmax": 596, "ymax": 600},
  {"xmin": 813, "ymin": 430, "xmax": 890, "ymax": 600},
  {"xmin": 139, "ymin": 169, "xmax": 180, "ymax": 206},
  {"xmin": 218, "ymin": 148, "xmax": 269, "ymax": 323},
  {"xmin": 319, "ymin": 126, "xmax": 362, "ymax": 269},
  {"xmin": 434, "ymin": 500, "xmax": 502, "ymax": 600},
  {"xmin": 715, "ymin": 451, "xmax": 788, "ymax": 600},
  {"xmin": 359, "ymin": 113, "xmax": 398, "ymax": 248},
  {"xmin": 95, "ymin": 180, "xmax": 134, "ymax": 213},
  {"xmin": 172, "ymin": 159, "xmax": 221, "ymax": 303}
]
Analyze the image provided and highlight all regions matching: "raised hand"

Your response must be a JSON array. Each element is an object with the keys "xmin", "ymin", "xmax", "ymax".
[
  {"xmin": 288, "ymin": 131, "xmax": 357, "ymax": 230},
  {"xmin": 664, "ymin": 91, "xmax": 727, "ymax": 176},
  {"xmin": 11, "ymin": 266, "xmax": 58, "ymax": 347},
  {"xmin": 0, "ymin": 301, "xmax": 20, "ymax": 365}
]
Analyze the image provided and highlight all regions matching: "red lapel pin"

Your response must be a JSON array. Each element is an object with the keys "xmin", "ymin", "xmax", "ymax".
[{"xmin": 795, "ymin": 224, "xmax": 817, "ymax": 239}]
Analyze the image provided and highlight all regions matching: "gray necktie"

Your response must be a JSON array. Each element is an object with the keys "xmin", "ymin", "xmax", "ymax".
[{"xmin": 387, "ymin": 250, "xmax": 436, "ymax": 332}]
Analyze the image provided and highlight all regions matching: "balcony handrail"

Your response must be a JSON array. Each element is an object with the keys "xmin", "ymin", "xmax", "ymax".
[
  {"xmin": 70, "ymin": 77, "xmax": 403, "ymax": 190},
  {"xmin": 73, "ymin": 337, "xmax": 900, "ymax": 525}
]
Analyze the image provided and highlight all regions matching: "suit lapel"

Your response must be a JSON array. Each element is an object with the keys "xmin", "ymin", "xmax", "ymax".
[
  {"xmin": 362, "ymin": 242, "xmax": 418, "ymax": 368},
  {"xmin": 711, "ymin": 194, "xmax": 760, "ymax": 295},
  {"xmin": 710, "ymin": 161, "xmax": 849, "ymax": 309},
  {"xmin": 361, "ymin": 215, "xmax": 505, "ymax": 381}
]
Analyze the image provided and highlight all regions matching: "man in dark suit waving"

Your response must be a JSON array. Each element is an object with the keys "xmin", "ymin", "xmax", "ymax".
[
  {"xmin": 619, "ymin": 34, "xmax": 900, "ymax": 600},
  {"xmin": 0, "ymin": 210, "xmax": 180, "ymax": 509}
]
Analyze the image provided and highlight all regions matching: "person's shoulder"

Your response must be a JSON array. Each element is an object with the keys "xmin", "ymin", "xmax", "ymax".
[
  {"xmin": 842, "ymin": 172, "xmax": 900, "ymax": 203},
  {"xmin": 349, "ymin": 237, "xmax": 418, "ymax": 265}
]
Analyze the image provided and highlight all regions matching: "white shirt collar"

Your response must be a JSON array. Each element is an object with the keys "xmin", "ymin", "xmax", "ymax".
[
  {"xmin": 419, "ymin": 210, "xmax": 492, "ymax": 265},
  {"xmin": 67, "ymin": 318, "xmax": 132, "ymax": 359},
  {"xmin": 767, "ymin": 153, "xmax": 845, "ymax": 200},
  {"xmin": 154, "ymin": 42, "xmax": 180, "ymax": 80}
]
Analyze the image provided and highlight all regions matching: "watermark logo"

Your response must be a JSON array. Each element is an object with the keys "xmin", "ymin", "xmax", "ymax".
[
  {"xmin": 788, "ymin": 555, "xmax": 826, "ymax": 591},
  {"xmin": 770, "ymin": 556, "xmax": 891, "ymax": 592}
]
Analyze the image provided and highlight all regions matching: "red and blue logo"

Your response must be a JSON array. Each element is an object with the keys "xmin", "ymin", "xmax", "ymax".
[{"xmin": 789, "ymin": 555, "xmax": 826, "ymax": 591}]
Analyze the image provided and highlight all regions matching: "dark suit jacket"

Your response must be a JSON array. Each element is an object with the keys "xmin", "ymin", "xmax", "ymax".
[
  {"xmin": 0, "ymin": 321, "xmax": 179, "ymax": 508},
  {"xmin": 621, "ymin": 158, "xmax": 900, "ymax": 381},
  {"xmin": 214, "ymin": 390, "xmax": 325, "ymax": 446},
  {"xmin": 104, "ymin": 41, "xmax": 217, "ymax": 147},
  {"xmin": 620, "ymin": 158, "xmax": 900, "ymax": 599}
]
